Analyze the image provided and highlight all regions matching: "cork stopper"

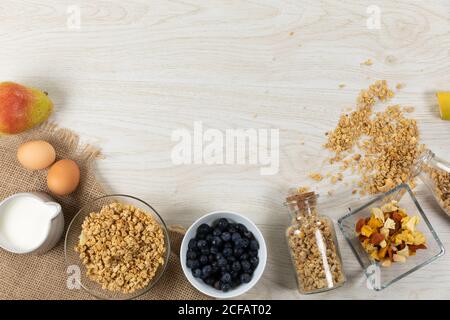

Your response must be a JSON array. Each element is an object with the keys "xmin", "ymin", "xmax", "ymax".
[{"xmin": 286, "ymin": 191, "xmax": 318, "ymax": 217}]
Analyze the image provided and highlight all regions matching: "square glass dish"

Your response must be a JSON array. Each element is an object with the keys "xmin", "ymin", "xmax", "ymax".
[{"xmin": 338, "ymin": 184, "xmax": 445, "ymax": 291}]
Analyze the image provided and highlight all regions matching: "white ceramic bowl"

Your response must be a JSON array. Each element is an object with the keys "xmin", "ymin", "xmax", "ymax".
[{"xmin": 180, "ymin": 211, "xmax": 267, "ymax": 299}]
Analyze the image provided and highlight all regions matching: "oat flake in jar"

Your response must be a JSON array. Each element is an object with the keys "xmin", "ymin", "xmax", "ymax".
[{"xmin": 285, "ymin": 191, "xmax": 346, "ymax": 294}]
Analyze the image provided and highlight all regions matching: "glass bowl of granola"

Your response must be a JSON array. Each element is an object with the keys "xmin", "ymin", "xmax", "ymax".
[
  {"xmin": 64, "ymin": 195, "xmax": 170, "ymax": 300},
  {"xmin": 338, "ymin": 184, "xmax": 444, "ymax": 291}
]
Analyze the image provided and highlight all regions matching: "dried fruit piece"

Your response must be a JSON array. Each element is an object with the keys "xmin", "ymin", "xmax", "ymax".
[
  {"xmin": 355, "ymin": 218, "xmax": 366, "ymax": 233},
  {"xmin": 378, "ymin": 246, "xmax": 388, "ymax": 259},
  {"xmin": 391, "ymin": 211, "xmax": 403, "ymax": 222},
  {"xmin": 361, "ymin": 225, "xmax": 374, "ymax": 237},
  {"xmin": 370, "ymin": 232, "xmax": 385, "ymax": 245},
  {"xmin": 393, "ymin": 254, "xmax": 406, "ymax": 263}
]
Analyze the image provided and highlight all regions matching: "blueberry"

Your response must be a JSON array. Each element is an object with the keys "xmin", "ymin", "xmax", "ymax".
[
  {"xmin": 197, "ymin": 223, "xmax": 211, "ymax": 235},
  {"xmin": 206, "ymin": 234, "xmax": 214, "ymax": 242},
  {"xmin": 221, "ymin": 232, "xmax": 231, "ymax": 242},
  {"xmin": 220, "ymin": 265, "xmax": 230, "ymax": 273},
  {"xmin": 196, "ymin": 233, "xmax": 206, "ymax": 240},
  {"xmin": 241, "ymin": 238, "xmax": 249, "ymax": 248},
  {"xmin": 221, "ymin": 283, "xmax": 231, "ymax": 292},
  {"xmin": 236, "ymin": 223, "xmax": 248, "ymax": 233},
  {"xmin": 240, "ymin": 253, "xmax": 249, "ymax": 261},
  {"xmin": 199, "ymin": 255, "xmax": 209, "ymax": 265},
  {"xmin": 243, "ymin": 230, "xmax": 254, "ymax": 239},
  {"xmin": 210, "ymin": 246, "xmax": 219, "ymax": 254},
  {"xmin": 217, "ymin": 257, "xmax": 228, "ymax": 267},
  {"xmin": 214, "ymin": 228, "xmax": 223, "ymax": 237},
  {"xmin": 223, "ymin": 247, "xmax": 233, "ymax": 257},
  {"xmin": 249, "ymin": 250, "xmax": 258, "ymax": 257},
  {"xmin": 231, "ymin": 270, "xmax": 240, "ymax": 280},
  {"xmin": 250, "ymin": 256, "xmax": 259, "ymax": 268},
  {"xmin": 240, "ymin": 273, "xmax": 252, "ymax": 283},
  {"xmin": 224, "ymin": 242, "xmax": 232, "ymax": 249},
  {"xmin": 216, "ymin": 218, "xmax": 229, "ymax": 231},
  {"xmin": 202, "ymin": 265, "xmax": 212, "ymax": 278},
  {"xmin": 197, "ymin": 240, "xmax": 208, "ymax": 249},
  {"xmin": 214, "ymin": 281, "xmax": 222, "ymax": 290},
  {"xmin": 208, "ymin": 254, "xmax": 215, "ymax": 263},
  {"xmin": 192, "ymin": 268, "xmax": 202, "ymax": 278},
  {"xmin": 231, "ymin": 279, "xmax": 241, "ymax": 288},
  {"xmin": 205, "ymin": 277, "xmax": 215, "ymax": 286},
  {"xmin": 221, "ymin": 272, "xmax": 232, "ymax": 283},
  {"xmin": 227, "ymin": 255, "xmax": 236, "ymax": 262},
  {"xmin": 201, "ymin": 248, "xmax": 210, "ymax": 255},
  {"xmin": 211, "ymin": 261, "xmax": 219, "ymax": 273},
  {"xmin": 212, "ymin": 236, "xmax": 222, "ymax": 247},
  {"xmin": 231, "ymin": 232, "xmax": 241, "ymax": 242},
  {"xmin": 241, "ymin": 260, "xmax": 251, "ymax": 272},
  {"xmin": 191, "ymin": 259, "xmax": 201, "ymax": 269},
  {"xmin": 227, "ymin": 224, "xmax": 237, "ymax": 233},
  {"xmin": 187, "ymin": 250, "xmax": 197, "ymax": 260},
  {"xmin": 188, "ymin": 239, "xmax": 197, "ymax": 249},
  {"xmin": 250, "ymin": 239, "xmax": 259, "ymax": 251},
  {"xmin": 233, "ymin": 247, "xmax": 244, "ymax": 257},
  {"xmin": 234, "ymin": 239, "xmax": 247, "ymax": 249},
  {"xmin": 231, "ymin": 261, "xmax": 241, "ymax": 272},
  {"xmin": 215, "ymin": 253, "xmax": 224, "ymax": 260}
]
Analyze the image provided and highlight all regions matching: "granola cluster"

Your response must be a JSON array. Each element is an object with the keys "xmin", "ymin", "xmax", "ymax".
[
  {"xmin": 323, "ymin": 80, "xmax": 423, "ymax": 195},
  {"xmin": 356, "ymin": 200, "xmax": 427, "ymax": 267},
  {"xmin": 75, "ymin": 202, "xmax": 166, "ymax": 294}
]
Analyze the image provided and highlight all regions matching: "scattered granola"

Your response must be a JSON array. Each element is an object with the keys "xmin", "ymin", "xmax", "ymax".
[
  {"xmin": 286, "ymin": 192, "xmax": 345, "ymax": 293},
  {"xmin": 361, "ymin": 59, "xmax": 373, "ymax": 66},
  {"xmin": 355, "ymin": 200, "xmax": 427, "ymax": 267},
  {"xmin": 309, "ymin": 173, "xmax": 324, "ymax": 182},
  {"xmin": 297, "ymin": 186, "xmax": 310, "ymax": 193},
  {"xmin": 323, "ymin": 80, "xmax": 423, "ymax": 195},
  {"xmin": 75, "ymin": 202, "xmax": 166, "ymax": 294}
]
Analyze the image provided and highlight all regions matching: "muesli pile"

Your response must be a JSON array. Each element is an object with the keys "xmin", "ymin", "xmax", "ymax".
[
  {"xmin": 75, "ymin": 202, "xmax": 166, "ymax": 294},
  {"xmin": 355, "ymin": 200, "xmax": 427, "ymax": 267}
]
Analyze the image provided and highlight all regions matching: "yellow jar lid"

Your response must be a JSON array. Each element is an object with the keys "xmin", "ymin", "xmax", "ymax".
[{"xmin": 437, "ymin": 92, "xmax": 450, "ymax": 120}]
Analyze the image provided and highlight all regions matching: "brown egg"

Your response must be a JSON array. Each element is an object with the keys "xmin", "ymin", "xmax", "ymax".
[
  {"xmin": 47, "ymin": 159, "xmax": 80, "ymax": 196},
  {"xmin": 17, "ymin": 140, "xmax": 56, "ymax": 170}
]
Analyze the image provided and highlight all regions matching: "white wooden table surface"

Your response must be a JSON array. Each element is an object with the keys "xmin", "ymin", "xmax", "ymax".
[{"xmin": 1, "ymin": 0, "xmax": 449, "ymax": 300}]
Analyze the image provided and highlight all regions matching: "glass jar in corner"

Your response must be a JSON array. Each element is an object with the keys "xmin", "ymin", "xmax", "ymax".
[
  {"xmin": 285, "ymin": 191, "xmax": 346, "ymax": 294},
  {"xmin": 411, "ymin": 149, "xmax": 450, "ymax": 217}
]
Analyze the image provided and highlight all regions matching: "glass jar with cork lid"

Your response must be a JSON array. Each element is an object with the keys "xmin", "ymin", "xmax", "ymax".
[{"xmin": 285, "ymin": 191, "xmax": 346, "ymax": 294}]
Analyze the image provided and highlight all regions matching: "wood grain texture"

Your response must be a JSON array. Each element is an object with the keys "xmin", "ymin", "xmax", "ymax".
[{"xmin": 1, "ymin": 0, "xmax": 449, "ymax": 299}]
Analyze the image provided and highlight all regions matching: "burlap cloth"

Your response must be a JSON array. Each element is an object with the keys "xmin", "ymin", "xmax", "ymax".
[{"xmin": 0, "ymin": 123, "xmax": 208, "ymax": 300}]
